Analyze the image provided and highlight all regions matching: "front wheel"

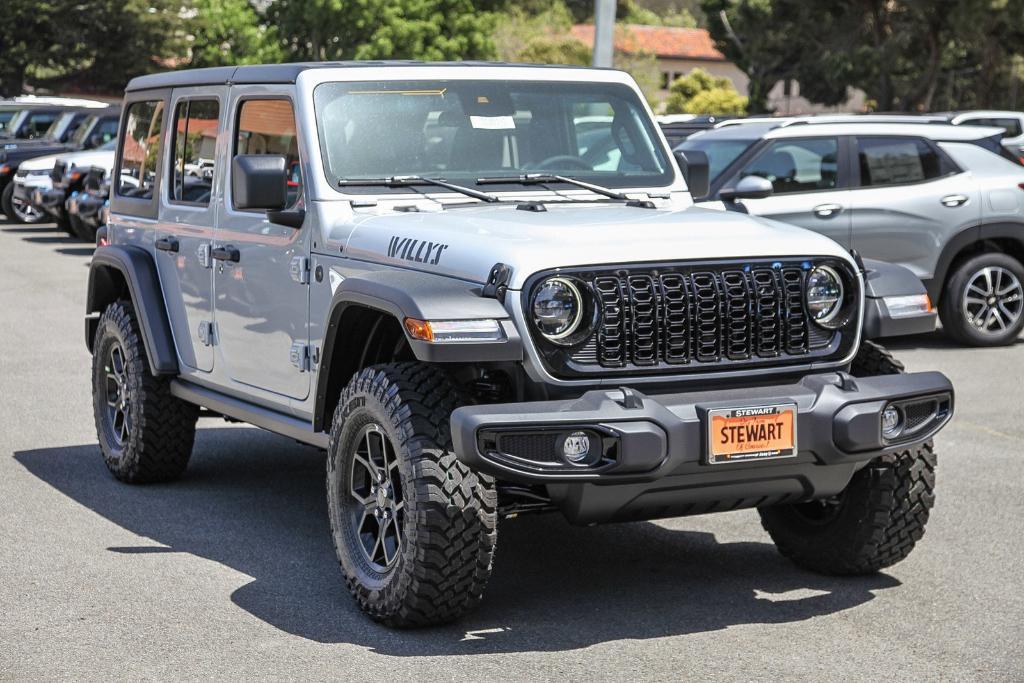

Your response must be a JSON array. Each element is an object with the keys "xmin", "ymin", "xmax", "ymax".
[
  {"xmin": 759, "ymin": 340, "xmax": 936, "ymax": 574},
  {"xmin": 1, "ymin": 182, "xmax": 44, "ymax": 224},
  {"xmin": 939, "ymin": 252, "xmax": 1024, "ymax": 346},
  {"xmin": 326, "ymin": 363, "xmax": 497, "ymax": 627}
]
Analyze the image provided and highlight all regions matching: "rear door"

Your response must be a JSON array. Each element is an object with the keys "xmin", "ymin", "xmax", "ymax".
[
  {"xmin": 721, "ymin": 136, "xmax": 852, "ymax": 248},
  {"xmin": 152, "ymin": 88, "xmax": 225, "ymax": 372},
  {"xmin": 848, "ymin": 135, "xmax": 980, "ymax": 280},
  {"xmin": 213, "ymin": 90, "xmax": 309, "ymax": 402}
]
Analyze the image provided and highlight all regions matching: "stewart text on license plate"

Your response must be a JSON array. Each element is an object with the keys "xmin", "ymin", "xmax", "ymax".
[{"xmin": 706, "ymin": 404, "xmax": 797, "ymax": 465}]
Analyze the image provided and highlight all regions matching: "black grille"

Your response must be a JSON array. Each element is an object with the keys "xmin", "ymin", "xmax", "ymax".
[
  {"xmin": 498, "ymin": 434, "xmax": 560, "ymax": 463},
  {"xmin": 557, "ymin": 260, "xmax": 848, "ymax": 375}
]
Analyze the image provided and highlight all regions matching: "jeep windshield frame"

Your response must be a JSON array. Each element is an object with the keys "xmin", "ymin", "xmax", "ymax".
[{"xmin": 313, "ymin": 79, "xmax": 674, "ymax": 196}]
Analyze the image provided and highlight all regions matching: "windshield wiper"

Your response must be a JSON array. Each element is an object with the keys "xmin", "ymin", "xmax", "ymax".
[
  {"xmin": 338, "ymin": 175, "xmax": 497, "ymax": 203},
  {"xmin": 476, "ymin": 173, "xmax": 629, "ymax": 201}
]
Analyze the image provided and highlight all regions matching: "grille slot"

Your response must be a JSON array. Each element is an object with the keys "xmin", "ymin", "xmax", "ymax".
[{"xmin": 566, "ymin": 261, "xmax": 843, "ymax": 373}]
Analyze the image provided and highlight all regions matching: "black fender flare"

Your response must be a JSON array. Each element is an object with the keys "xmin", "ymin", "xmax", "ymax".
[
  {"xmin": 925, "ymin": 221, "xmax": 1024, "ymax": 302},
  {"xmin": 86, "ymin": 245, "xmax": 178, "ymax": 376},
  {"xmin": 861, "ymin": 258, "xmax": 936, "ymax": 339},
  {"xmin": 313, "ymin": 269, "xmax": 523, "ymax": 432}
]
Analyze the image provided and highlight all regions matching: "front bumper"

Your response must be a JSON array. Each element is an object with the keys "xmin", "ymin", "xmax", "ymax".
[
  {"xmin": 32, "ymin": 187, "xmax": 66, "ymax": 217},
  {"xmin": 451, "ymin": 371, "xmax": 953, "ymax": 523}
]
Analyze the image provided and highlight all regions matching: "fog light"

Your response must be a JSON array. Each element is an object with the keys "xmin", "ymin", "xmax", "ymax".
[
  {"xmin": 562, "ymin": 431, "xmax": 592, "ymax": 464},
  {"xmin": 882, "ymin": 405, "xmax": 902, "ymax": 438}
]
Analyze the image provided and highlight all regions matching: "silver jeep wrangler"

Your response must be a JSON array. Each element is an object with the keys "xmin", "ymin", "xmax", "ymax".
[{"xmin": 86, "ymin": 63, "xmax": 954, "ymax": 627}]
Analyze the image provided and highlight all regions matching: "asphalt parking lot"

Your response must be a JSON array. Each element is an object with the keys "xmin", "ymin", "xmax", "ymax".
[{"xmin": 1, "ymin": 218, "xmax": 1022, "ymax": 681}]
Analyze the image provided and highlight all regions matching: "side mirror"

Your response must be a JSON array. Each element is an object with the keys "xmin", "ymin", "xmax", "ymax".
[
  {"xmin": 232, "ymin": 154, "xmax": 288, "ymax": 210},
  {"xmin": 720, "ymin": 175, "xmax": 773, "ymax": 201},
  {"xmin": 673, "ymin": 150, "xmax": 709, "ymax": 200}
]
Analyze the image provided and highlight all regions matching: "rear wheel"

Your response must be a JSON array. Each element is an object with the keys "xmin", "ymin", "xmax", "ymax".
[
  {"xmin": 758, "ymin": 341, "xmax": 936, "ymax": 574},
  {"xmin": 326, "ymin": 363, "xmax": 497, "ymax": 627},
  {"xmin": 1, "ymin": 182, "xmax": 44, "ymax": 224},
  {"xmin": 91, "ymin": 300, "xmax": 199, "ymax": 483},
  {"xmin": 939, "ymin": 252, "xmax": 1024, "ymax": 346}
]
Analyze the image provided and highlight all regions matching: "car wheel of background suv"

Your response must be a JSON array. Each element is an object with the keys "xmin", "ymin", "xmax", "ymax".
[
  {"xmin": 1, "ymin": 183, "xmax": 44, "ymax": 224},
  {"xmin": 940, "ymin": 252, "xmax": 1024, "ymax": 346}
]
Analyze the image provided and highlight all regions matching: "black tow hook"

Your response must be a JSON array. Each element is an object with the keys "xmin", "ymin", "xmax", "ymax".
[{"xmin": 617, "ymin": 386, "xmax": 644, "ymax": 409}]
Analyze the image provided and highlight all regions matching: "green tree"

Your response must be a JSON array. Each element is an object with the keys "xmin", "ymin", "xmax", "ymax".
[
  {"xmin": 187, "ymin": 0, "xmax": 283, "ymax": 68},
  {"xmin": 494, "ymin": 1, "xmax": 590, "ymax": 65},
  {"xmin": 663, "ymin": 67, "xmax": 747, "ymax": 114},
  {"xmin": 270, "ymin": 0, "xmax": 501, "ymax": 62}
]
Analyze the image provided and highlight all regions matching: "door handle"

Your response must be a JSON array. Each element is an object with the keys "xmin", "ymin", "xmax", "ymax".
[
  {"xmin": 813, "ymin": 203, "xmax": 843, "ymax": 218},
  {"xmin": 155, "ymin": 237, "xmax": 179, "ymax": 253},
  {"xmin": 211, "ymin": 245, "xmax": 240, "ymax": 263},
  {"xmin": 941, "ymin": 194, "xmax": 968, "ymax": 207}
]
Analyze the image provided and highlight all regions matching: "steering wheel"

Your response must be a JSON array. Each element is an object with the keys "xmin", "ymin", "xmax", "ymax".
[{"xmin": 532, "ymin": 155, "xmax": 592, "ymax": 171}]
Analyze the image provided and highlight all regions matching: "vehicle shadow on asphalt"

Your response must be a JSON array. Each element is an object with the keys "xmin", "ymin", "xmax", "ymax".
[
  {"xmin": 15, "ymin": 427, "xmax": 900, "ymax": 655},
  {"xmin": 882, "ymin": 330, "xmax": 1024, "ymax": 350}
]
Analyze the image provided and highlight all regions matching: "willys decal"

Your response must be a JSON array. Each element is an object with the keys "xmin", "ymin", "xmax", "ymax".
[{"xmin": 387, "ymin": 236, "xmax": 449, "ymax": 265}]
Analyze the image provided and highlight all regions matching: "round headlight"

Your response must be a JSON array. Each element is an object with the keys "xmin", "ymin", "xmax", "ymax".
[
  {"xmin": 806, "ymin": 266, "xmax": 844, "ymax": 327},
  {"xmin": 532, "ymin": 277, "xmax": 583, "ymax": 342}
]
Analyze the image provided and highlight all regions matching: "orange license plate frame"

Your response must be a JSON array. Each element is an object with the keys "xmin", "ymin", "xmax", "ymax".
[{"xmin": 706, "ymin": 404, "xmax": 798, "ymax": 465}]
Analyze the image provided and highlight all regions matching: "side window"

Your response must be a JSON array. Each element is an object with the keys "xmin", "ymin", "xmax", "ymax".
[
  {"xmin": 118, "ymin": 100, "xmax": 165, "ymax": 200},
  {"xmin": 963, "ymin": 117, "xmax": 1023, "ymax": 137},
  {"xmin": 857, "ymin": 137, "xmax": 949, "ymax": 187},
  {"xmin": 94, "ymin": 118, "xmax": 119, "ymax": 144},
  {"xmin": 234, "ymin": 99, "xmax": 300, "ymax": 208},
  {"xmin": 170, "ymin": 99, "xmax": 220, "ymax": 205},
  {"xmin": 26, "ymin": 112, "xmax": 57, "ymax": 138},
  {"xmin": 740, "ymin": 138, "xmax": 839, "ymax": 194}
]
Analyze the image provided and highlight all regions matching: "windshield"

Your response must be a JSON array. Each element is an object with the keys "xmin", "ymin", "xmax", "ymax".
[
  {"xmin": 313, "ymin": 79, "xmax": 673, "ymax": 192},
  {"xmin": 678, "ymin": 137, "xmax": 756, "ymax": 183},
  {"xmin": 0, "ymin": 110, "xmax": 16, "ymax": 133},
  {"xmin": 70, "ymin": 115, "xmax": 98, "ymax": 146}
]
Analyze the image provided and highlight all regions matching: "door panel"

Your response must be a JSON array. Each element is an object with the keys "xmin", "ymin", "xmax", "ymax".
[
  {"xmin": 725, "ymin": 136, "xmax": 852, "ymax": 248},
  {"xmin": 153, "ymin": 90, "xmax": 223, "ymax": 372},
  {"xmin": 849, "ymin": 136, "xmax": 981, "ymax": 280},
  {"xmin": 214, "ymin": 91, "xmax": 309, "ymax": 400}
]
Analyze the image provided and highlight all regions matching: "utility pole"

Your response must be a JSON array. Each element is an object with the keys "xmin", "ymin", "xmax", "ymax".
[{"xmin": 593, "ymin": 0, "xmax": 615, "ymax": 68}]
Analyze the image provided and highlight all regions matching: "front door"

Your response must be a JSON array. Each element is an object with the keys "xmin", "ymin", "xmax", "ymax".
[
  {"xmin": 848, "ymin": 135, "xmax": 980, "ymax": 280},
  {"xmin": 213, "ymin": 90, "xmax": 309, "ymax": 401},
  {"xmin": 154, "ymin": 89, "xmax": 224, "ymax": 372},
  {"xmin": 724, "ymin": 136, "xmax": 852, "ymax": 249}
]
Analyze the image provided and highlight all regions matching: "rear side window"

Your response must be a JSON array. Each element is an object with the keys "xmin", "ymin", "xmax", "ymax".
[
  {"xmin": 961, "ymin": 117, "xmax": 1023, "ymax": 138},
  {"xmin": 234, "ymin": 99, "xmax": 301, "ymax": 208},
  {"xmin": 857, "ymin": 137, "xmax": 952, "ymax": 187},
  {"xmin": 170, "ymin": 99, "xmax": 220, "ymax": 205},
  {"xmin": 118, "ymin": 100, "xmax": 165, "ymax": 200},
  {"xmin": 739, "ymin": 137, "xmax": 839, "ymax": 195}
]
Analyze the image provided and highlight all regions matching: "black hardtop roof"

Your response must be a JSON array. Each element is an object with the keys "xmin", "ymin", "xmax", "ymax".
[{"xmin": 125, "ymin": 61, "xmax": 606, "ymax": 92}]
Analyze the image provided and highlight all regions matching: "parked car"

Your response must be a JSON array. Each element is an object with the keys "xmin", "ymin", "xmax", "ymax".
[
  {"xmin": 680, "ymin": 120, "xmax": 1024, "ymax": 345},
  {"xmin": 66, "ymin": 162, "xmax": 114, "ymax": 242},
  {"xmin": 1, "ymin": 108, "xmax": 118, "ymax": 222},
  {"xmin": 940, "ymin": 110, "xmax": 1024, "ymax": 164},
  {"xmin": 14, "ymin": 142, "xmax": 115, "ymax": 232},
  {"xmin": 656, "ymin": 114, "xmax": 738, "ymax": 148},
  {"xmin": 86, "ymin": 63, "xmax": 953, "ymax": 627}
]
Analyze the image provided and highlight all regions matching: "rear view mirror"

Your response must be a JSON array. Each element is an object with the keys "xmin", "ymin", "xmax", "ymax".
[
  {"xmin": 673, "ymin": 150, "xmax": 709, "ymax": 200},
  {"xmin": 232, "ymin": 154, "xmax": 288, "ymax": 210},
  {"xmin": 720, "ymin": 175, "xmax": 773, "ymax": 201}
]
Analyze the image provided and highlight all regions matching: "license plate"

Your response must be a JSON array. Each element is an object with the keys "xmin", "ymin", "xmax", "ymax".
[{"xmin": 706, "ymin": 404, "xmax": 797, "ymax": 465}]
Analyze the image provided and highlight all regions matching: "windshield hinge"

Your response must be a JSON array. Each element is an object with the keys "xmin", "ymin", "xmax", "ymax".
[
  {"xmin": 482, "ymin": 263, "xmax": 513, "ymax": 303},
  {"xmin": 289, "ymin": 256, "xmax": 310, "ymax": 284}
]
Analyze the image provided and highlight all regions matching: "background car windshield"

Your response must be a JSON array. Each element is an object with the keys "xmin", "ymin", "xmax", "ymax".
[
  {"xmin": 678, "ymin": 137, "xmax": 755, "ymax": 182},
  {"xmin": 314, "ymin": 80, "xmax": 673, "ymax": 190},
  {"xmin": 0, "ymin": 110, "xmax": 15, "ymax": 133}
]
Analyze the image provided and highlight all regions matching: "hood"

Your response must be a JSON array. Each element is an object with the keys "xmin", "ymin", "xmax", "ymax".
[
  {"xmin": 340, "ymin": 202, "xmax": 853, "ymax": 289},
  {"xmin": 18, "ymin": 152, "xmax": 65, "ymax": 171},
  {"xmin": 58, "ymin": 148, "xmax": 115, "ymax": 171}
]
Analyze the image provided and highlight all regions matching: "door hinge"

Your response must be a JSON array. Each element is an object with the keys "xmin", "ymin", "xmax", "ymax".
[
  {"xmin": 290, "ymin": 342, "xmax": 318, "ymax": 372},
  {"xmin": 289, "ymin": 256, "xmax": 310, "ymax": 284},
  {"xmin": 198, "ymin": 321, "xmax": 216, "ymax": 346},
  {"xmin": 197, "ymin": 243, "xmax": 212, "ymax": 269}
]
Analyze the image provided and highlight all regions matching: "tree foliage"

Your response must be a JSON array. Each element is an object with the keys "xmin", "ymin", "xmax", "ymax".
[
  {"xmin": 186, "ymin": 0, "xmax": 283, "ymax": 68},
  {"xmin": 664, "ymin": 68, "xmax": 747, "ymax": 114}
]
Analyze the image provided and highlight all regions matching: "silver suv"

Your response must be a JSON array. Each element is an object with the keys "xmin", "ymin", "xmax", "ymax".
[
  {"xmin": 681, "ymin": 120, "xmax": 1024, "ymax": 345},
  {"xmin": 86, "ymin": 63, "xmax": 953, "ymax": 627}
]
